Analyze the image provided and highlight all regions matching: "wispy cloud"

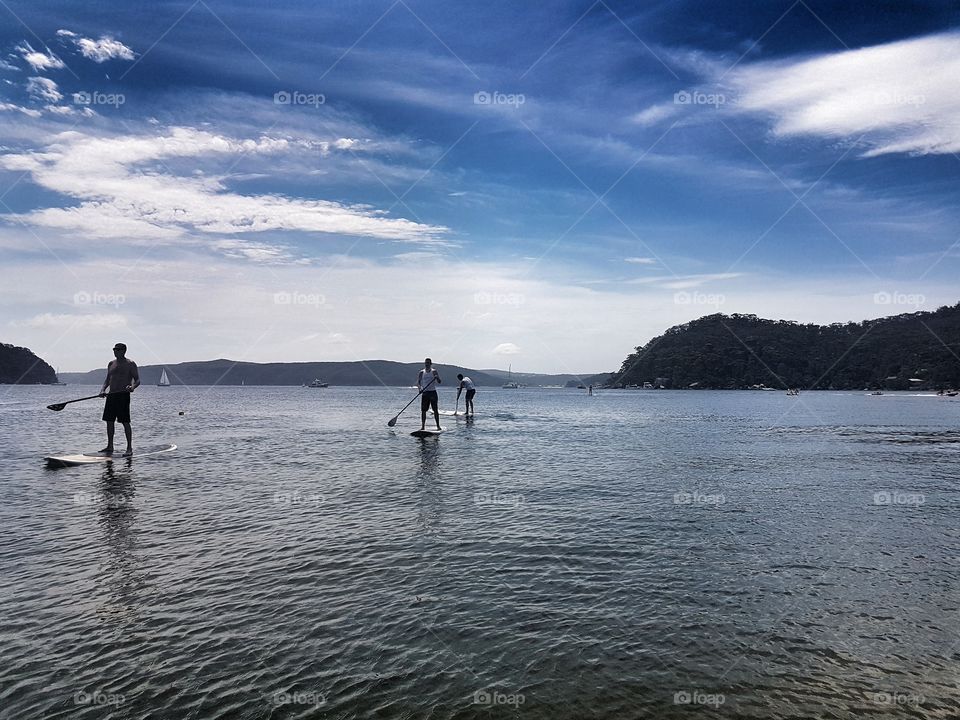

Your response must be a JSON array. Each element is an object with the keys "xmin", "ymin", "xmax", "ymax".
[
  {"xmin": 1, "ymin": 126, "xmax": 448, "ymax": 249},
  {"xmin": 13, "ymin": 312, "xmax": 127, "ymax": 329},
  {"xmin": 16, "ymin": 42, "xmax": 65, "ymax": 72},
  {"xmin": 26, "ymin": 77, "xmax": 61, "ymax": 103},
  {"xmin": 57, "ymin": 29, "xmax": 136, "ymax": 62},
  {"xmin": 729, "ymin": 31, "xmax": 960, "ymax": 156},
  {"xmin": 628, "ymin": 272, "xmax": 743, "ymax": 289}
]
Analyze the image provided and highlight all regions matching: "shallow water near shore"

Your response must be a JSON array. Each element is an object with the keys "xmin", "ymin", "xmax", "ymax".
[{"xmin": 1, "ymin": 385, "xmax": 958, "ymax": 718}]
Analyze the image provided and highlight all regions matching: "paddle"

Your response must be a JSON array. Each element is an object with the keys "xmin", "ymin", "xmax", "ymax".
[
  {"xmin": 387, "ymin": 375, "xmax": 437, "ymax": 427},
  {"xmin": 47, "ymin": 390, "xmax": 129, "ymax": 412}
]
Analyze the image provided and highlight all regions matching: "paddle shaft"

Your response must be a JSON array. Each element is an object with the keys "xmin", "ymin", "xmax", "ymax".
[{"xmin": 47, "ymin": 389, "xmax": 129, "ymax": 410}]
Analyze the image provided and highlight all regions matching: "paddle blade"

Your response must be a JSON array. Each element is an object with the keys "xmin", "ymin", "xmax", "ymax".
[
  {"xmin": 46, "ymin": 403, "xmax": 66, "ymax": 411},
  {"xmin": 387, "ymin": 416, "xmax": 399, "ymax": 427}
]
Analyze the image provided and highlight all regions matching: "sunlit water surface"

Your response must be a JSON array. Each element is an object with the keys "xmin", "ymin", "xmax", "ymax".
[{"xmin": 1, "ymin": 385, "xmax": 958, "ymax": 718}]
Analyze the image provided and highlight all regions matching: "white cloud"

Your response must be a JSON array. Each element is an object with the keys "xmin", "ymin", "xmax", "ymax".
[
  {"xmin": 0, "ymin": 102, "xmax": 42, "ymax": 118},
  {"xmin": 26, "ymin": 77, "xmax": 62, "ymax": 103},
  {"xmin": 624, "ymin": 257, "xmax": 656, "ymax": 265},
  {"xmin": 14, "ymin": 312, "xmax": 127, "ymax": 329},
  {"xmin": 729, "ymin": 31, "xmax": 960, "ymax": 156},
  {"xmin": 57, "ymin": 28, "xmax": 135, "ymax": 62},
  {"xmin": 16, "ymin": 43, "xmax": 65, "ymax": 72},
  {"xmin": 1, "ymin": 126, "xmax": 448, "ymax": 248},
  {"xmin": 75, "ymin": 36, "xmax": 136, "ymax": 63},
  {"xmin": 628, "ymin": 272, "xmax": 743, "ymax": 289},
  {"xmin": 492, "ymin": 342, "xmax": 521, "ymax": 355},
  {"xmin": 630, "ymin": 104, "xmax": 677, "ymax": 127}
]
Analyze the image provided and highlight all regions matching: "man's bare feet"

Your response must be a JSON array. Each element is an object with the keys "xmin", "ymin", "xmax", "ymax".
[
  {"xmin": 122, "ymin": 448, "xmax": 133, "ymax": 457},
  {"xmin": 99, "ymin": 447, "xmax": 113, "ymax": 454}
]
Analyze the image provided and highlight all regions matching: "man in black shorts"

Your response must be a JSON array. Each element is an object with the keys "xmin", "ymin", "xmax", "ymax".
[
  {"xmin": 417, "ymin": 358, "xmax": 442, "ymax": 432},
  {"xmin": 99, "ymin": 342, "xmax": 140, "ymax": 455}
]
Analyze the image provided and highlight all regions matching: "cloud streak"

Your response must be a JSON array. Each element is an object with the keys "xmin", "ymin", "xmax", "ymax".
[
  {"xmin": 729, "ymin": 31, "xmax": 960, "ymax": 156},
  {"xmin": 1, "ymin": 126, "xmax": 448, "ymax": 250}
]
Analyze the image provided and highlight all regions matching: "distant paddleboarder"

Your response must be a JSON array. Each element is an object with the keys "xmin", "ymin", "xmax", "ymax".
[
  {"xmin": 456, "ymin": 373, "xmax": 476, "ymax": 416},
  {"xmin": 98, "ymin": 343, "xmax": 140, "ymax": 456},
  {"xmin": 417, "ymin": 358, "xmax": 442, "ymax": 432}
]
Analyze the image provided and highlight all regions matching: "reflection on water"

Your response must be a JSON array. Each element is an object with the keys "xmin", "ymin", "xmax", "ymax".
[
  {"xmin": 96, "ymin": 462, "xmax": 149, "ymax": 623},
  {"xmin": 415, "ymin": 437, "xmax": 444, "ymax": 536},
  {"xmin": 1, "ymin": 387, "xmax": 959, "ymax": 718}
]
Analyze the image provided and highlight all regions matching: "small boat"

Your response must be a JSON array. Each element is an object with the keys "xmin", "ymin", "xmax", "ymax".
[
  {"xmin": 307, "ymin": 379, "xmax": 328, "ymax": 388},
  {"xmin": 157, "ymin": 368, "xmax": 170, "ymax": 387},
  {"xmin": 786, "ymin": 388, "xmax": 800, "ymax": 396},
  {"xmin": 870, "ymin": 391, "xmax": 883, "ymax": 396},
  {"xmin": 502, "ymin": 364, "xmax": 519, "ymax": 389}
]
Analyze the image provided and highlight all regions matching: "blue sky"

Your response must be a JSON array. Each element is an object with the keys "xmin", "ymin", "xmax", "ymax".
[{"xmin": 1, "ymin": 0, "xmax": 958, "ymax": 373}]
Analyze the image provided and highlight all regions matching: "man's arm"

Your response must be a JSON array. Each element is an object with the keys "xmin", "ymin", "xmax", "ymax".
[
  {"xmin": 416, "ymin": 370, "xmax": 424, "ymax": 391},
  {"xmin": 434, "ymin": 370, "xmax": 441, "ymax": 385},
  {"xmin": 128, "ymin": 362, "xmax": 140, "ymax": 392}
]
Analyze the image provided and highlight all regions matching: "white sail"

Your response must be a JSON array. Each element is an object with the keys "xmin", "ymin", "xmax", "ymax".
[{"xmin": 158, "ymin": 368, "xmax": 170, "ymax": 386}]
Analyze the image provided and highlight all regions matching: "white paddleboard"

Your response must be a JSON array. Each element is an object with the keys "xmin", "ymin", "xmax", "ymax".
[
  {"xmin": 438, "ymin": 411, "xmax": 476, "ymax": 418},
  {"xmin": 45, "ymin": 443, "xmax": 177, "ymax": 467},
  {"xmin": 410, "ymin": 429, "xmax": 444, "ymax": 438}
]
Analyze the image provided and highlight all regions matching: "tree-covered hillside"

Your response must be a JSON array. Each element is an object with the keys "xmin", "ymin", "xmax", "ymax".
[
  {"xmin": 612, "ymin": 304, "xmax": 960, "ymax": 390},
  {"xmin": 0, "ymin": 343, "xmax": 58, "ymax": 384}
]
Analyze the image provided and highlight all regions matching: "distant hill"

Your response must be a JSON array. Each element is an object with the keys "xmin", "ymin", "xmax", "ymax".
[
  {"xmin": 0, "ymin": 342, "xmax": 57, "ymax": 384},
  {"xmin": 612, "ymin": 304, "xmax": 960, "ymax": 390},
  {"xmin": 479, "ymin": 369, "xmax": 610, "ymax": 386},
  {"xmin": 58, "ymin": 359, "xmax": 605, "ymax": 387}
]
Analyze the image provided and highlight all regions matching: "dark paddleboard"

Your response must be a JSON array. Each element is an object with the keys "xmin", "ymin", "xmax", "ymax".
[
  {"xmin": 410, "ymin": 429, "xmax": 444, "ymax": 438},
  {"xmin": 45, "ymin": 443, "xmax": 177, "ymax": 467}
]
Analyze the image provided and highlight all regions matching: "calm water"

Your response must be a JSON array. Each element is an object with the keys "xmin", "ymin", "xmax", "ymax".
[{"xmin": 1, "ymin": 385, "xmax": 958, "ymax": 719}]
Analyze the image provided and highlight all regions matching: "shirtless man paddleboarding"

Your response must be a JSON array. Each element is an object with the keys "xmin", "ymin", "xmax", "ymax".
[{"xmin": 98, "ymin": 342, "xmax": 140, "ymax": 456}]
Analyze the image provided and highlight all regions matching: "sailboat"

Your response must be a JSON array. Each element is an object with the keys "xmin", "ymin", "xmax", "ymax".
[
  {"xmin": 157, "ymin": 368, "xmax": 170, "ymax": 387},
  {"xmin": 502, "ymin": 364, "xmax": 519, "ymax": 389}
]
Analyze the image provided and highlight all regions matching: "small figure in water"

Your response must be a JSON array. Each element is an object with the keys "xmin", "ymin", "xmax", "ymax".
[
  {"xmin": 417, "ymin": 358, "xmax": 442, "ymax": 432},
  {"xmin": 456, "ymin": 373, "xmax": 476, "ymax": 416},
  {"xmin": 98, "ymin": 342, "xmax": 140, "ymax": 456},
  {"xmin": 588, "ymin": 384, "xmax": 593, "ymax": 396}
]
